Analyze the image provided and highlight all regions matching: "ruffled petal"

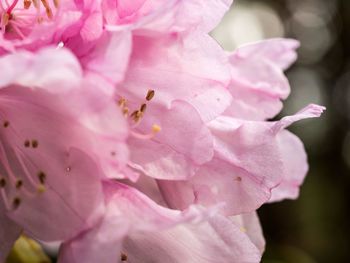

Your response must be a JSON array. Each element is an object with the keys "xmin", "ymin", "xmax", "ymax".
[
  {"xmin": 159, "ymin": 105, "xmax": 325, "ymax": 215},
  {"xmin": 230, "ymin": 212, "xmax": 265, "ymax": 253},
  {"xmin": 128, "ymin": 100, "xmax": 213, "ymax": 180},
  {"xmin": 268, "ymin": 130, "xmax": 308, "ymax": 202},
  {"xmin": 234, "ymin": 38, "xmax": 300, "ymax": 70},
  {"xmin": 225, "ymin": 39, "xmax": 300, "ymax": 120},
  {"xmin": 123, "ymin": 214, "xmax": 262, "ymax": 263}
]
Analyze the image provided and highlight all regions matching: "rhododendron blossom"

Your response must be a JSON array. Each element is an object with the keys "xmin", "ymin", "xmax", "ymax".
[{"xmin": 0, "ymin": 0, "xmax": 326, "ymax": 262}]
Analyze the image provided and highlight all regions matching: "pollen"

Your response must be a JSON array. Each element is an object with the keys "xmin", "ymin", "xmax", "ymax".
[
  {"xmin": 37, "ymin": 184, "xmax": 46, "ymax": 193},
  {"xmin": 235, "ymin": 177, "xmax": 242, "ymax": 182},
  {"xmin": 146, "ymin": 90, "xmax": 155, "ymax": 101}
]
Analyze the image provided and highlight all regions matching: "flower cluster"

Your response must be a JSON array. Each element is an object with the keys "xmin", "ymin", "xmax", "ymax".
[{"xmin": 0, "ymin": 0, "xmax": 325, "ymax": 262}]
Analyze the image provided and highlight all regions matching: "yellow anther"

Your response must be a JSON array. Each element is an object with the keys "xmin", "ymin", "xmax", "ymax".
[
  {"xmin": 37, "ymin": 17, "xmax": 44, "ymax": 23},
  {"xmin": 37, "ymin": 185, "xmax": 46, "ymax": 193},
  {"xmin": 153, "ymin": 125, "xmax": 161, "ymax": 133},
  {"xmin": 240, "ymin": 227, "xmax": 247, "ymax": 233},
  {"xmin": 2, "ymin": 13, "xmax": 9, "ymax": 27}
]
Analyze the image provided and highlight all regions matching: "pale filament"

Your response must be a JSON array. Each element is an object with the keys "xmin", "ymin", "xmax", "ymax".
[{"xmin": 0, "ymin": 183, "xmax": 10, "ymax": 210}]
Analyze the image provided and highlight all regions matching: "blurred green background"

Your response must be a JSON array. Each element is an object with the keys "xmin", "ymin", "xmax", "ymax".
[{"xmin": 212, "ymin": 0, "xmax": 350, "ymax": 262}]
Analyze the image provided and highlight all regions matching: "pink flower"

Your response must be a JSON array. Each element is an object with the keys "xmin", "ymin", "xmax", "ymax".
[{"xmin": 0, "ymin": 47, "xmax": 131, "ymax": 260}]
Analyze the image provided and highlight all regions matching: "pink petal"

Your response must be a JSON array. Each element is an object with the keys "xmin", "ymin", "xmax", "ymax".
[
  {"xmin": 102, "ymin": 180, "xmax": 208, "ymax": 231},
  {"xmin": 272, "ymin": 104, "xmax": 326, "ymax": 133},
  {"xmin": 268, "ymin": 130, "xmax": 308, "ymax": 202},
  {"xmin": 118, "ymin": 33, "xmax": 231, "ymax": 123},
  {"xmin": 80, "ymin": 12, "xmax": 104, "ymax": 42},
  {"xmin": 58, "ymin": 180, "xmax": 214, "ymax": 263},
  {"xmin": 0, "ymin": 87, "xmax": 105, "ymax": 241},
  {"xmin": 225, "ymin": 38, "xmax": 300, "ymax": 120},
  {"xmin": 123, "ymin": 214, "xmax": 262, "ymax": 263},
  {"xmin": 235, "ymin": 38, "xmax": 300, "ymax": 70},
  {"xmin": 128, "ymin": 100, "xmax": 213, "ymax": 180},
  {"xmin": 230, "ymin": 212, "xmax": 265, "ymax": 253},
  {"xmin": 223, "ymin": 79, "xmax": 283, "ymax": 121},
  {"xmin": 159, "ymin": 157, "xmax": 273, "ymax": 216}
]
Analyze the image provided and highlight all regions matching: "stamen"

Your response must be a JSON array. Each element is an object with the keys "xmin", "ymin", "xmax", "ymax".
[
  {"xmin": 118, "ymin": 98, "xmax": 126, "ymax": 108},
  {"xmin": 31, "ymin": 139, "xmax": 38, "ymax": 148},
  {"xmin": 53, "ymin": 0, "xmax": 59, "ymax": 8},
  {"xmin": 24, "ymin": 0, "xmax": 31, "ymax": 9},
  {"xmin": 121, "ymin": 253, "xmax": 127, "ymax": 261},
  {"xmin": 123, "ymin": 107, "xmax": 129, "ymax": 117},
  {"xmin": 37, "ymin": 184, "xmax": 45, "ymax": 193},
  {"xmin": 24, "ymin": 140, "xmax": 30, "ymax": 147},
  {"xmin": 37, "ymin": 171, "xmax": 46, "ymax": 184},
  {"xmin": 1, "ymin": 12, "xmax": 9, "ymax": 26},
  {"xmin": 40, "ymin": 0, "xmax": 53, "ymax": 19},
  {"xmin": 131, "ymin": 125, "xmax": 161, "ymax": 139},
  {"xmin": 3, "ymin": 120, "xmax": 10, "ymax": 127},
  {"xmin": 240, "ymin": 227, "xmax": 247, "ymax": 233},
  {"xmin": 146, "ymin": 90, "xmax": 155, "ymax": 101},
  {"xmin": 15, "ymin": 179, "xmax": 23, "ymax": 189},
  {"xmin": 235, "ymin": 177, "xmax": 242, "ymax": 182},
  {"xmin": 0, "ymin": 177, "xmax": 6, "ymax": 187},
  {"xmin": 32, "ymin": 0, "xmax": 39, "ymax": 8},
  {"xmin": 130, "ymin": 110, "xmax": 139, "ymax": 119},
  {"xmin": 140, "ymin": 103, "xmax": 147, "ymax": 113},
  {"xmin": 12, "ymin": 196, "xmax": 21, "ymax": 209}
]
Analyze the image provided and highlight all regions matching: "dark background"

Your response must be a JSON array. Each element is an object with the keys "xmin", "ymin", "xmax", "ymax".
[{"xmin": 212, "ymin": 0, "xmax": 350, "ymax": 262}]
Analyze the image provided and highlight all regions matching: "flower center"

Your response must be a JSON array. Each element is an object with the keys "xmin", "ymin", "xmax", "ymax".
[
  {"xmin": 0, "ymin": 0, "xmax": 59, "ymax": 40},
  {"xmin": 118, "ymin": 89, "xmax": 161, "ymax": 140}
]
